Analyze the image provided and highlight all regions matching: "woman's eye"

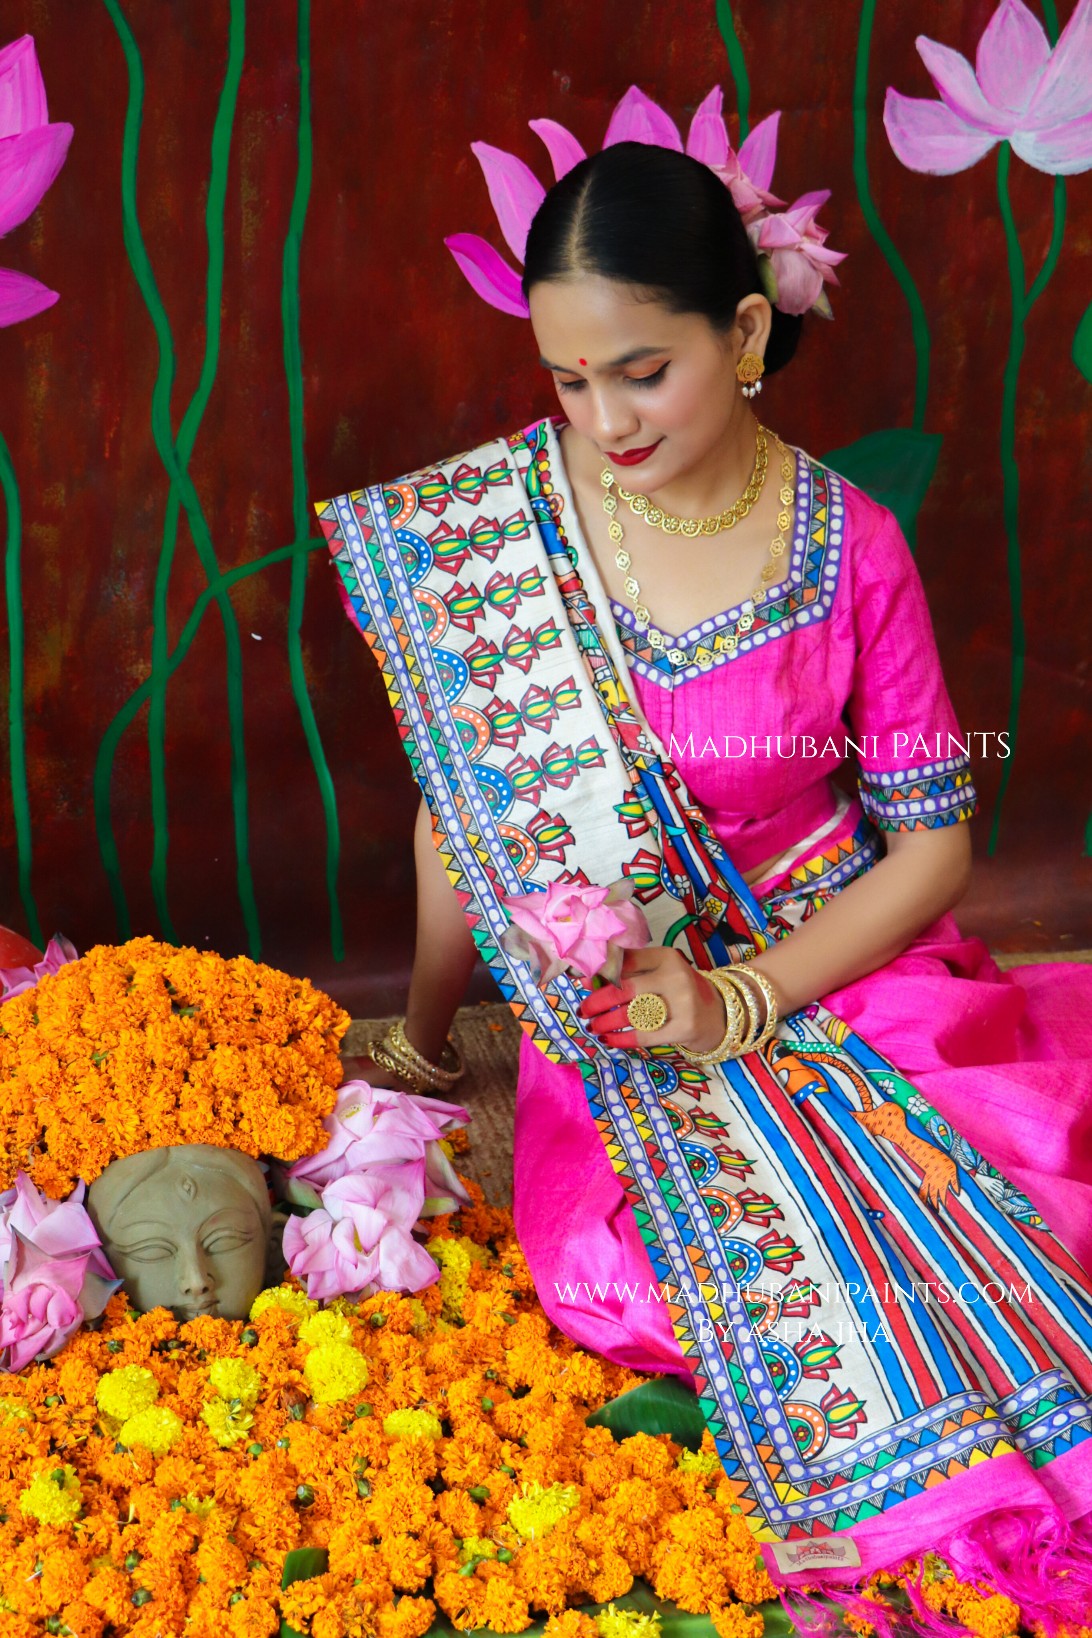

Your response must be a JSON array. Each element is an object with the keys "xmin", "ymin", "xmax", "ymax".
[
  {"xmin": 555, "ymin": 377, "xmax": 585, "ymax": 394},
  {"xmin": 628, "ymin": 364, "xmax": 668, "ymax": 389}
]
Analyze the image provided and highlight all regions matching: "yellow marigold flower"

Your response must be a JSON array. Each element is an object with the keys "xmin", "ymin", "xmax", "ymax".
[
  {"xmin": 209, "ymin": 1357, "xmax": 263, "ymax": 1408},
  {"xmin": 595, "ymin": 1607, "xmax": 662, "ymax": 1638},
  {"xmin": 19, "ymin": 1463, "xmax": 83, "ymax": 1526},
  {"xmin": 299, "ymin": 1310, "xmax": 353, "ymax": 1347},
  {"xmin": 118, "ymin": 1405, "xmax": 185, "ymax": 1456},
  {"xmin": 250, "ymin": 1284, "xmax": 317, "ymax": 1323},
  {"xmin": 0, "ymin": 1395, "xmax": 31, "ymax": 1423},
  {"xmin": 200, "ymin": 1396, "xmax": 255, "ymax": 1448},
  {"xmin": 383, "ymin": 1407, "xmax": 444, "ymax": 1442},
  {"xmin": 95, "ymin": 1364, "xmax": 159, "ymax": 1422},
  {"xmin": 506, "ymin": 1481, "xmax": 579, "ymax": 1541},
  {"xmin": 458, "ymin": 1535, "xmax": 498, "ymax": 1564},
  {"xmin": 305, "ymin": 1341, "xmax": 370, "ymax": 1405},
  {"xmin": 677, "ymin": 1449, "xmax": 721, "ymax": 1477}
]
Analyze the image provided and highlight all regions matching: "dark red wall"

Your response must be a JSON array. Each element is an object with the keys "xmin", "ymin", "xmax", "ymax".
[{"xmin": 2, "ymin": 0, "xmax": 1089, "ymax": 1010}]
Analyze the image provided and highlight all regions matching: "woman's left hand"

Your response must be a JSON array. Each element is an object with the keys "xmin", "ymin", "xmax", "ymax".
[{"xmin": 577, "ymin": 947, "xmax": 729, "ymax": 1053}]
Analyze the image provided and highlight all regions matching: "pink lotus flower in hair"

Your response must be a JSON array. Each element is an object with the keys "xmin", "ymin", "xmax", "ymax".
[
  {"xmin": 884, "ymin": 0, "xmax": 1092, "ymax": 176},
  {"xmin": 749, "ymin": 191, "xmax": 846, "ymax": 318},
  {"xmin": 0, "ymin": 35, "xmax": 74, "ymax": 327},
  {"xmin": 501, "ymin": 877, "xmax": 650, "ymax": 988},
  {"xmin": 447, "ymin": 84, "xmax": 842, "ymax": 320}
]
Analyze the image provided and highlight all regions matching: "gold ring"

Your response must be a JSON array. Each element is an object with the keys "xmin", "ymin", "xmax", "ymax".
[{"xmin": 627, "ymin": 992, "xmax": 669, "ymax": 1032}]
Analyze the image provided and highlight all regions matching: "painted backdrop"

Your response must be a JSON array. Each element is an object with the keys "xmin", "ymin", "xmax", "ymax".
[{"xmin": 1, "ymin": 0, "xmax": 1090, "ymax": 1012}]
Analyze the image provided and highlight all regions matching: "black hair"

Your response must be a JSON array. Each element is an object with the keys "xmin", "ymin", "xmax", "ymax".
[{"xmin": 522, "ymin": 142, "xmax": 801, "ymax": 375}]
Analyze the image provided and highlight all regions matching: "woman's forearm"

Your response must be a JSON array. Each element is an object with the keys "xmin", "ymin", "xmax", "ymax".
[
  {"xmin": 745, "ymin": 823, "xmax": 973, "ymax": 1019},
  {"xmin": 404, "ymin": 797, "xmax": 479, "ymax": 1062}
]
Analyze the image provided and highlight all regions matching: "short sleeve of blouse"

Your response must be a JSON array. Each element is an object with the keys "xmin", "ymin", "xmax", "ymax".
[{"xmin": 842, "ymin": 486, "xmax": 978, "ymax": 832}]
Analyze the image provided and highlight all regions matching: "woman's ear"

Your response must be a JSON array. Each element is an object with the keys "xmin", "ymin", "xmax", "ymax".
[{"xmin": 733, "ymin": 293, "xmax": 773, "ymax": 361}]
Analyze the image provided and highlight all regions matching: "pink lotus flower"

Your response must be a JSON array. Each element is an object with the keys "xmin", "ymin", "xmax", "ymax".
[
  {"xmin": 282, "ymin": 1166, "xmax": 440, "ymax": 1303},
  {"xmin": 0, "ymin": 1174, "xmax": 118, "ymax": 1371},
  {"xmin": 501, "ymin": 877, "xmax": 650, "ymax": 987},
  {"xmin": 447, "ymin": 84, "xmax": 842, "ymax": 321},
  {"xmin": 0, "ymin": 932, "xmax": 78, "ymax": 1002},
  {"xmin": 884, "ymin": 0, "xmax": 1092, "ymax": 176},
  {"xmin": 749, "ymin": 191, "xmax": 846, "ymax": 318},
  {"xmin": 283, "ymin": 1080, "xmax": 470, "ymax": 1216},
  {"xmin": 0, "ymin": 35, "xmax": 73, "ymax": 327}
]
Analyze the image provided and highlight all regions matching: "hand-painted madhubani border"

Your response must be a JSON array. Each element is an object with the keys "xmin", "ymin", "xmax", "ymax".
[{"xmin": 317, "ymin": 440, "xmax": 1092, "ymax": 1541}]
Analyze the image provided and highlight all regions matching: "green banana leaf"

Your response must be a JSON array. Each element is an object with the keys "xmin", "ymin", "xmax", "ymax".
[{"xmin": 585, "ymin": 1377, "xmax": 708, "ymax": 1451}]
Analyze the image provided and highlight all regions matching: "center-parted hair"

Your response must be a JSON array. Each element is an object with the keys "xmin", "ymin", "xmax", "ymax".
[{"xmin": 522, "ymin": 142, "xmax": 801, "ymax": 375}]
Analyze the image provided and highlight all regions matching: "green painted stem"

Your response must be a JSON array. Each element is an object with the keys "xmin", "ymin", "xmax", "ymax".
[
  {"xmin": 148, "ymin": 0, "xmax": 245, "ymax": 943},
  {"xmin": 101, "ymin": 0, "xmax": 261, "ymax": 954},
  {"xmin": 987, "ymin": 148, "xmax": 1066, "ymax": 856},
  {"xmin": 714, "ymin": 1, "xmax": 750, "ymax": 141},
  {"xmin": 0, "ymin": 430, "xmax": 43, "ymax": 946},
  {"xmin": 852, "ymin": 0, "xmax": 931, "ymax": 435},
  {"xmin": 282, "ymin": 0, "xmax": 344, "ymax": 963},
  {"xmin": 93, "ymin": 540, "xmax": 324, "ymax": 922}
]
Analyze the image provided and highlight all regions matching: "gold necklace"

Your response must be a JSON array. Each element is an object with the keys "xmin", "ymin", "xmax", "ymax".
[
  {"xmin": 616, "ymin": 425, "xmax": 768, "ymax": 537},
  {"xmin": 601, "ymin": 429, "xmax": 794, "ymax": 669}
]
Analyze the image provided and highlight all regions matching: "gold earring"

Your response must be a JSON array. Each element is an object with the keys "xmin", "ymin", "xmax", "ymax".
[{"xmin": 736, "ymin": 352, "xmax": 765, "ymax": 399}]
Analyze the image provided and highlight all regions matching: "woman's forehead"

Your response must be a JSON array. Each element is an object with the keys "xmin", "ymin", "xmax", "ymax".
[{"xmin": 529, "ymin": 277, "xmax": 701, "ymax": 362}]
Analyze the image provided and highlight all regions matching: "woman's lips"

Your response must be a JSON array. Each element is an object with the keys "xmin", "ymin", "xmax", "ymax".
[{"xmin": 607, "ymin": 440, "xmax": 662, "ymax": 467}]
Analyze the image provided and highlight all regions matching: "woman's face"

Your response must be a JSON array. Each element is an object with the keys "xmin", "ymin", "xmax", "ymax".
[{"xmin": 528, "ymin": 274, "xmax": 749, "ymax": 488}]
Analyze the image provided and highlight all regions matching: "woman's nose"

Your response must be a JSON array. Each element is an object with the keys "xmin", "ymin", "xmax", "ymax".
[{"xmin": 588, "ymin": 388, "xmax": 639, "ymax": 445}]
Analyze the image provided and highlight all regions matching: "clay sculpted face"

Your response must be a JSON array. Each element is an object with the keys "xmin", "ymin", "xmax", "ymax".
[{"xmin": 87, "ymin": 1145, "xmax": 273, "ymax": 1322}]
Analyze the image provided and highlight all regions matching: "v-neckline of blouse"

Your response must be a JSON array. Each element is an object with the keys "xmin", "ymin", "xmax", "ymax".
[{"xmin": 529, "ymin": 417, "xmax": 844, "ymax": 686}]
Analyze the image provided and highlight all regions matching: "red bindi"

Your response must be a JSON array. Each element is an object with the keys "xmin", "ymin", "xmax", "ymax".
[{"xmin": 578, "ymin": 358, "xmax": 587, "ymax": 366}]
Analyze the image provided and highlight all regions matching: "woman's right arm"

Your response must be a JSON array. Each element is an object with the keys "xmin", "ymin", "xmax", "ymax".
[{"xmin": 402, "ymin": 796, "xmax": 479, "ymax": 1063}]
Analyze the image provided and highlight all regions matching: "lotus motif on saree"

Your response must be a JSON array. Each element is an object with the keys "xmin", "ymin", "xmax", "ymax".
[{"xmin": 317, "ymin": 417, "xmax": 1092, "ymax": 1586}]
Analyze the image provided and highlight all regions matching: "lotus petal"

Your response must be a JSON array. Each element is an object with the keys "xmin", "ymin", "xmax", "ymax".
[
  {"xmin": 975, "ymin": 0, "xmax": 1052, "ymax": 114},
  {"xmin": 916, "ymin": 37, "xmax": 1013, "ymax": 133},
  {"xmin": 1025, "ymin": 0, "xmax": 1092, "ymax": 128},
  {"xmin": 0, "ymin": 266, "xmax": 57, "ymax": 326},
  {"xmin": 470, "ymin": 141, "xmax": 545, "ymax": 263},
  {"xmin": 768, "ymin": 249, "xmax": 824, "ymax": 317},
  {"xmin": 685, "ymin": 87, "xmax": 728, "ymax": 166},
  {"xmin": 603, "ymin": 85, "xmax": 682, "ymax": 151},
  {"xmin": 738, "ymin": 110, "xmax": 781, "ymax": 192},
  {"xmin": 1010, "ymin": 109, "xmax": 1092, "ymax": 173},
  {"xmin": 883, "ymin": 87, "xmax": 999, "ymax": 174},
  {"xmin": 529, "ymin": 118, "xmax": 585, "ymax": 181},
  {"xmin": 0, "ymin": 121, "xmax": 73, "ymax": 236},
  {"xmin": 445, "ymin": 232, "xmax": 529, "ymax": 317},
  {"xmin": 0, "ymin": 36, "xmax": 48, "ymax": 141}
]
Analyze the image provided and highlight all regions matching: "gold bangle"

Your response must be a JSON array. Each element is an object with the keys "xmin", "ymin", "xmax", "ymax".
[
  {"xmin": 371, "ymin": 1019, "xmax": 465, "ymax": 1094},
  {"xmin": 712, "ymin": 969, "xmax": 764, "ymax": 1055},
  {"xmin": 719, "ymin": 965, "xmax": 780, "ymax": 1053},
  {"xmin": 676, "ymin": 970, "xmax": 746, "ymax": 1066}
]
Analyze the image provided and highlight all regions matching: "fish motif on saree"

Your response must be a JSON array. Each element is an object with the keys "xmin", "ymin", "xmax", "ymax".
[{"xmin": 316, "ymin": 418, "xmax": 1092, "ymax": 1592}]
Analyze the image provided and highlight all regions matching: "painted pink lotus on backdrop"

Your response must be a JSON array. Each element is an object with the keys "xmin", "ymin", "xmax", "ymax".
[
  {"xmin": 0, "ymin": 34, "xmax": 73, "ymax": 327},
  {"xmin": 884, "ymin": 0, "xmax": 1092, "ymax": 851},
  {"xmin": 447, "ymin": 85, "xmax": 844, "ymax": 320}
]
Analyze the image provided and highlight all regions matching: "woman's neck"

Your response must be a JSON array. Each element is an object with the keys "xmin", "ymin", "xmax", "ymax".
[{"xmin": 639, "ymin": 407, "xmax": 762, "ymax": 519}]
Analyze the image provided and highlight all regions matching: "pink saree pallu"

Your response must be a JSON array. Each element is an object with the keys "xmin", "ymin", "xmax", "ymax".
[{"xmin": 317, "ymin": 425, "xmax": 1092, "ymax": 1631}]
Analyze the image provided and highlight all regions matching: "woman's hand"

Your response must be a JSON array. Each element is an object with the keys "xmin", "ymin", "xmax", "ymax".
[{"xmin": 577, "ymin": 947, "xmax": 729, "ymax": 1053}]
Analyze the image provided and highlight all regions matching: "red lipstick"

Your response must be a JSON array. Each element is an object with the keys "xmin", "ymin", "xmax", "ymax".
[{"xmin": 607, "ymin": 441, "xmax": 662, "ymax": 467}]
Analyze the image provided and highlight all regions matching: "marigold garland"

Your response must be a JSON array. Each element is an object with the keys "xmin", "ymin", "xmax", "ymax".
[
  {"xmin": 0, "ymin": 1162, "xmax": 1038, "ymax": 1638},
  {"xmin": 0, "ymin": 936, "xmax": 349, "ymax": 1196}
]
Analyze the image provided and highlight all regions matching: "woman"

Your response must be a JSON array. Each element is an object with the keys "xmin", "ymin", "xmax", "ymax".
[{"xmin": 318, "ymin": 141, "xmax": 1092, "ymax": 1624}]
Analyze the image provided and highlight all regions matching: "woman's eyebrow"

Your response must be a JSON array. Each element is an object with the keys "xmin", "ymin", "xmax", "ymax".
[{"xmin": 539, "ymin": 346, "xmax": 668, "ymax": 372}]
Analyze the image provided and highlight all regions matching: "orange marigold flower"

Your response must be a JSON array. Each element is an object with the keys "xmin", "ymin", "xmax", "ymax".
[
  {"xmin": 544, "ymin": 1612, "xmax": 599, "ymax": 1638},
  {"xmin": 709, "ymin": 1609, "xmax": 765, "ymax": 1638}
]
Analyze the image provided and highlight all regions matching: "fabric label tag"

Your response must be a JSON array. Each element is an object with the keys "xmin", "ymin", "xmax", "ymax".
[{"xmin": 769, "ymin": 1537, "xmax": 862, "ymax": 1574}]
